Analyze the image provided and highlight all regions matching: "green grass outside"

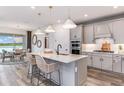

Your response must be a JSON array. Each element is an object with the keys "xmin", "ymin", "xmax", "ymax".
[{"xmin": 0, "ymin": 43, "xmax": 23, "ymax": 46}]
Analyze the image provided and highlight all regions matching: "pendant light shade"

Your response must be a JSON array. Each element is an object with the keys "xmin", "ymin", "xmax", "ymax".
[
  {"xmin": 63, "ymin": 18, "xmax": 77, "ymax": 29},
  {"xmin": 35, "ymin": 29, "xmax": 44, "ymax": 34},
  {"xmin": 63, "ymin": 7, "xmax": 77, "ymax": 29},
  {"xmin": 45, "ymin": 25, "xmax": 55, "ymax": 33},
  {"xmin": 45, "ymin": 6, "xmax": 55, "ymax": 33}
]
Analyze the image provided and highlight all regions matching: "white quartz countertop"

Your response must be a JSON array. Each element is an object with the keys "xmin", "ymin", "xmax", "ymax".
[
  {"xmin": 29, "ymin": 52, "xmax": 88, "ymax": 63},
  {"xmin": 82, "ymin": 50, "xmax": 124, "ymax": 56}
]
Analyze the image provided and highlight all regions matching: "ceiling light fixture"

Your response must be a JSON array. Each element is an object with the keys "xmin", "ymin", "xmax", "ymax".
[
  {"xmin": 63, "ymin": 7, "xmax": 77, "ymax": 29},
  {"xmin": 35, "ymin": 28, "xmax": 44, "ymax": 34},
  {"xmin": 113, "ymin": 6, "xmax": 118, "ymax": 9},
  {"xmin": 63, "ymin": 19, "xmax": 77, "ymax": 29},
  {"xmin": 45, "ymin": 25, "xmax": 55, "ymax": 33},
  {"xmin": 84, "ymin": 14, "xmax": 88, "ymax": 17},
  {"xmin": 57, "ymin": 20, "xmax": 61, "ymax": 23},
  {"xmin": 45, "ymin": 6, "xmax": 55, "ymax": 33},
  {"xmin": 31, "ymin": 6, "xmax": 36, "ymax": 10}
]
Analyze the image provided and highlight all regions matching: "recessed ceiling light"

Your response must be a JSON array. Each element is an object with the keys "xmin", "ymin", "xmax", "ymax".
[
  {"xmin": 113, "ymin": 6, "xmax": 118, "ymax": 9},
  {"xmin": 84, "ymin": 14, "xmax": 88, "ymax": 17},
  {"xmin": 31, "ymin": 6, "xmax": 36, "ymax": 10},
  {"xmin": 57, "ymin": 20, "xmax": 61, "ymax": 23}
]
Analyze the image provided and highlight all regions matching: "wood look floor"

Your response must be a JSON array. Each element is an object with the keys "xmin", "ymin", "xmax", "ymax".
[
  {"xmin": 85, "ymin": 68, "xmax": 124, "ymax": 86},
  {"xmin": 0, "ymin": 63, "xmax": 124, "ymax": 86},
  {"xmin": 0, "ymin": 63, "xmax": 31, "ymax": 86}
]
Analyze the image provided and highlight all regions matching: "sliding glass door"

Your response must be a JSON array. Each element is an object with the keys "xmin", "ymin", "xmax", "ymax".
[{"xmin": 0, "ymin": 33, "xmax": 25, "ymax": 52}]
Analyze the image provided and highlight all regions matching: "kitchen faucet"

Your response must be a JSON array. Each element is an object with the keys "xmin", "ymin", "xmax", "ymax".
[{"xmin": 56, "ymin": 44, "xmax": 62, "ymax": 55}]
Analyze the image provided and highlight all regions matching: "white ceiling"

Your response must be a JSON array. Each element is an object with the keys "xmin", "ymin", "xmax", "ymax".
[{"xmin": 0, "ymin": 6, "xmax": 124, "ymax": 31}]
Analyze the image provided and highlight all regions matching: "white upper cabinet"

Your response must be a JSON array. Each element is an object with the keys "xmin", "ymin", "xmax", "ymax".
[
  {"xmin": 70, "ymin": 25, "xmax": 83, "ymax": 41},
  {"xmin": 113, "ymin": 20, "xmax": 124, "ymax": 44},
  {"xmin": 83, "ymin": 19, "xmax": 124, "ymax": 44},
  {"xmin": 83, "ymin": 24, "xmax": 94, "ymax": 44}
]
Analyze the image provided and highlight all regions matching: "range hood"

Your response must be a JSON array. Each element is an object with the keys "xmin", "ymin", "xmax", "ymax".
[{"xmin": 94, "ymin": 24, "xmax": 114, "ymax": 40}]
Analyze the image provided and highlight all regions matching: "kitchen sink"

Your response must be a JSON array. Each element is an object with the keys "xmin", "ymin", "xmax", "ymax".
[{"xmin": 59, "ymin": 53, "xmax": 69, "ymax": 56}]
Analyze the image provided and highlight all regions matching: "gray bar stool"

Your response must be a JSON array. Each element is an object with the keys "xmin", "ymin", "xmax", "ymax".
[
  {"xmin": 25, "ymin": 53, "xmax": 37, "ymax": 83},
  {"xmin": 35, "ymin": 55, "xmax": 61, "ymax": 86}
]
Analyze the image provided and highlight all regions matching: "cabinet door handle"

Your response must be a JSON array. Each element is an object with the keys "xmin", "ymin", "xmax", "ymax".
[
  {"xmin": 101, "ymin": 58, "xmax": 104, "ymax": 61},
  {"xmin": 122, "ymin": 58, "xmax": 124, "ymax": 61},
  {"xmin": 100, "ymin": 58, "xmax": 103, "ymax": 61},
  {"xmin": 113, "ymin": 60, "xmax": 115, "ymax": 63}
]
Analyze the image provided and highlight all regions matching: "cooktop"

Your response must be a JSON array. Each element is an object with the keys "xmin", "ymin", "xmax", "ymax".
[{"xmin": 93, "ymin": 50, "xmax": 114, "ymax": 53}]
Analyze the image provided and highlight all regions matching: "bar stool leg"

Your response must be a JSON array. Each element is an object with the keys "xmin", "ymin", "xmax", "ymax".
[
  {"xmin": 49, "ymin": 73, "xmax": 52, "ymax": 85},
  {"xmin": 58, "ymin": 69, "xmax": 61, "ymax": 86},
  {"xmin": 31, "ymin": 65, "xmax": 34, "ymax": 83},
  {"xmin": 37, "ymin": 69, "xmax": 40, "ymax": 86},
  {"xmin": 27, "ymin": 64, "xmax": 30, "ymax": 78},
  {"xmin": 2, "ymin": 57, "xmax": 4, "ymax": 62}
]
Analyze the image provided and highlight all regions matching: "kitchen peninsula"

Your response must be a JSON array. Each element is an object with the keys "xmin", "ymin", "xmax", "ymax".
[{"xmin": 30, "ymin": 52, "xmax": 88, "ymax": 86}]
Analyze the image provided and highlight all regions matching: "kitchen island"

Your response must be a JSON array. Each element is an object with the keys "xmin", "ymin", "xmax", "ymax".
[{"xmin": 30, "ymin": 52, "xmax": 88, "ymax": 86}]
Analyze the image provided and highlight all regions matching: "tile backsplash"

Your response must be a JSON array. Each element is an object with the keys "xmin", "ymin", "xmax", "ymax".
[
  {"xmin": 82, "ymin": 44, "xmax": 96, "ymax": 52},
  {"xmin": 82, "ymin": 44, "xmax": 124, "ymax": 53},
  {"xmin": 82, "ymin": 38, "xmax": 124, "ymax": 53}
]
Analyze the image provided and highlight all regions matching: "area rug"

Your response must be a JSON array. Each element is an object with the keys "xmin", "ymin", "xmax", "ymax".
[{"xmin": 0, "ymin": 59, "xmax": 27, "ymax": 65}]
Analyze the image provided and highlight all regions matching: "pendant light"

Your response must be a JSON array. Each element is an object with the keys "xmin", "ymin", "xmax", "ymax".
[
  {"xmin": 63, "ymin": 7, "xmax": 77, "ymax": 29},
  {"xmin": 35, "ymin": 28, "xmax": 44, "ymax": 34},
  {"xmin": 45, "ymin": 25, "xmax": 55, "ymax": 33},
  {"xmin": 45, "ymin": 6, "xmax": 55, "ymax": 33},
  {"xmin": 34, "ymin": 11, "xmax": 44, "ymax": 34}
]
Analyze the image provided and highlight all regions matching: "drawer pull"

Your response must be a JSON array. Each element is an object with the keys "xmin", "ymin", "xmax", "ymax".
[
  {"xmin": 100, "ymin": 58, "xmax": 104, "ymax": 61},
  {"xmin": 113, "ymin": 60, "xmax": 116, "ymax": 63},
  {"xmin": 122, "ymin": 58, "xmax": 124, "ymax": 61}
]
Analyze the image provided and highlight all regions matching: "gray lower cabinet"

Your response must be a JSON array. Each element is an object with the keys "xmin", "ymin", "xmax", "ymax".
[
  {"xmin": 92, "ymin": 54, "xmax": 113, "ymax": 71},
  {"xmin": 112, "ymin": 55, "xmax": 122, "ymax": 73},
  {"xmin": 87, "ymin": 54, "xmax": 93, "ymax": 66},
  {"xmin": 92, "ymin": 55, "xmax": 102, "ymax": 69},
  {"xmin": 85, "ymin": 52, "xmax": 124, "ymax": 74},
  {"xmin": 82, "ymin": 52, "xmax": 93, "ymax": 67},
  {"xmin": 101, "ymin": 55, "xmax": 113, "ymax": 71}
]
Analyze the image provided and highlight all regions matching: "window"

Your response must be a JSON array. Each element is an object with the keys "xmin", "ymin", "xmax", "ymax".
[{"xmin": 0, "ymin": 33, "xmax": 25, "ymax": 52}]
